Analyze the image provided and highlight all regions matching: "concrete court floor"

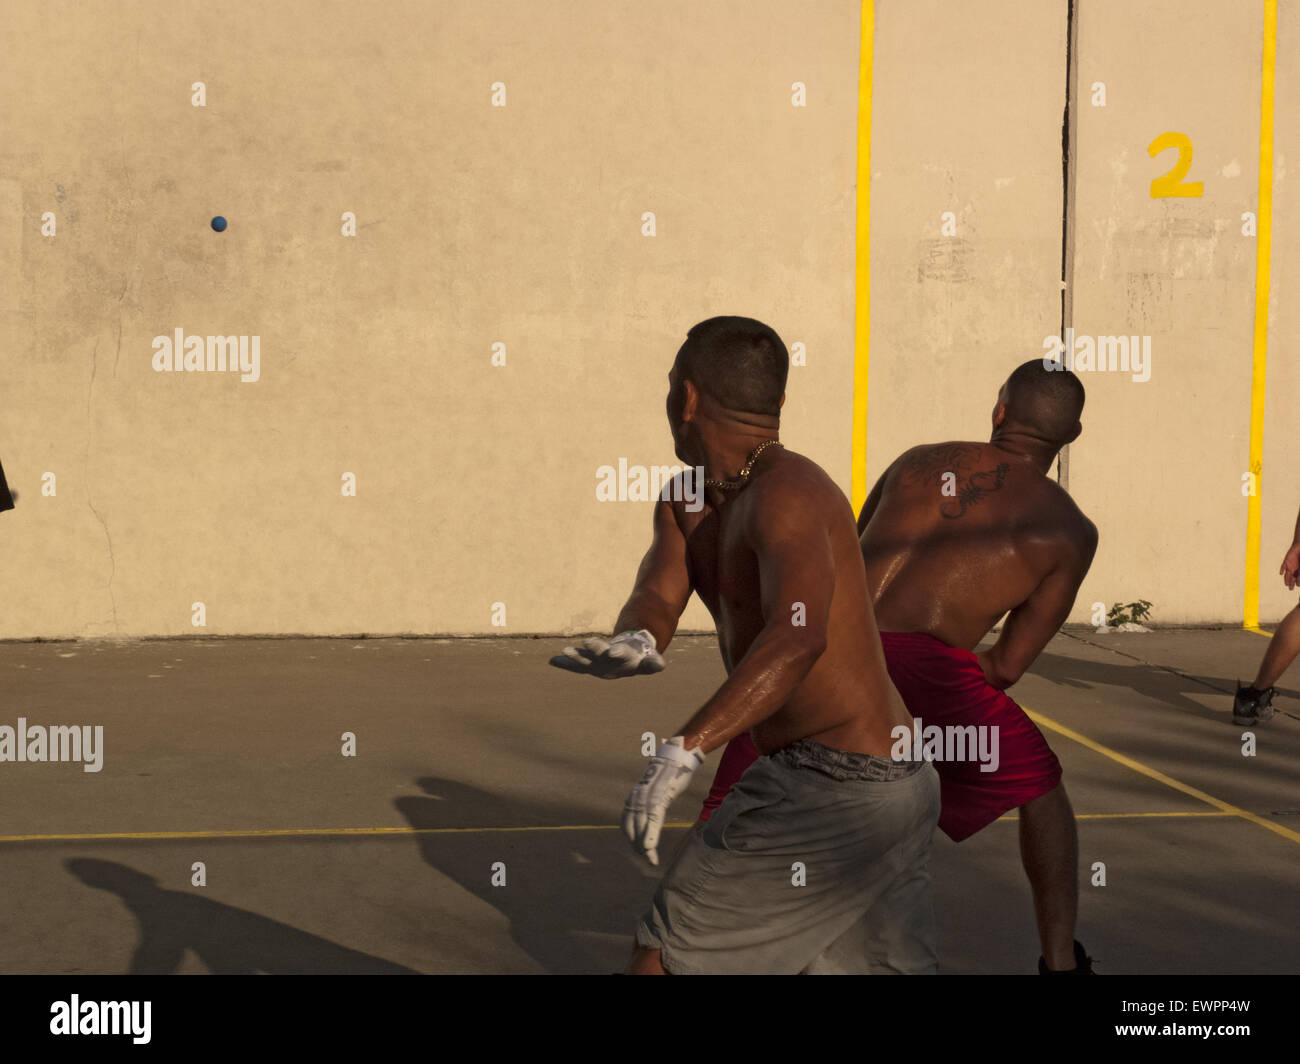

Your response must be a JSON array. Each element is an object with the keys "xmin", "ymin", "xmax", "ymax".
[{"xmin": 0, "ymin": 625, "xmax": 1296, "ymax": 975}]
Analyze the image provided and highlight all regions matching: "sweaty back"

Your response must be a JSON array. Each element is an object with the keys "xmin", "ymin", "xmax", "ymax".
[{"xmin": 859, "ymin": 441, "xmax": 1087, "ymax": 650}]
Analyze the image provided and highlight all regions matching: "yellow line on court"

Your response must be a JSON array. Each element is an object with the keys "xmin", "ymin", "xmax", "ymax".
[
  {"xmin": 1244, "ymin": 0, "xmax": 1277, "ymax": 629},
  {"xmin": 850, "ymin": 0, "xmax": 874, "ymax": 513},
  {"xmin": 1025, "ymin": 705, "xmax": 1300, "ymax": 847},
  {"xmin": 0, "ymin": 815, "xmax": 1243, "ymax": 845},
  {"xmin": 1245, "ymin": 625, "xmax": 1273, "ymax": 638},
  {"xmin": 0, "ymin": 823, "xmax": 700, "ymax": 844},
  {"xmin": 998, "ymin": 811, "xmax": 1233, "ymax": 822},
  {"xmin": 0, "ymin": 822, "xmax": 702, "ymax": 848}
]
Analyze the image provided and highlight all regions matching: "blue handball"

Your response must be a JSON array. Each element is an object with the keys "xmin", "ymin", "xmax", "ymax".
[{"xmin": 211, "ymin": 216, "xmax": 227, "ymax": 232}]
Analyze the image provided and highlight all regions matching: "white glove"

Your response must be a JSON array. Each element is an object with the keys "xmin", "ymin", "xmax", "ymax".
[
  {"xmin": 549, "ymin": 629, "xmax": 666, "ymax": 679},
  {"xmin": 622, "ymin": 736, "xmax": 705, "ymax": 866}
]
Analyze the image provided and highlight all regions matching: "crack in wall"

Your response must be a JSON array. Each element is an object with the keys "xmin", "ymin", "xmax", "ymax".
[{"xmin": 83, "ymin": 336, "xmax": 119, "ymax": 633}]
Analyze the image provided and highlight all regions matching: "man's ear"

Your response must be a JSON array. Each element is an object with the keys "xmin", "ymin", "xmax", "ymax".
[
  {"xmin": 779, "ymin": 393, "xmax": 786, "ymax": 410},
  {"xmin": 1063, "ymin": 421, "xmax": 1082, "ymax": 445},
  {"xmin": 682, "ymin": 379, "xmax": 700, "ymax": 422},
  {"xmin": 992, "ymin": 401, "xmax": 1008, "ymax": 428}
]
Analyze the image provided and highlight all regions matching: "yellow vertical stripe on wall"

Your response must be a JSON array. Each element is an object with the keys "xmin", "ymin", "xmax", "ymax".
[
  {"xmin": 851, "ymin": 0, "xmax": 874, "ymax": 513},
  {"xmin": 1245, "ymin": 0, "xmax": 1277, "ymax": 630}
]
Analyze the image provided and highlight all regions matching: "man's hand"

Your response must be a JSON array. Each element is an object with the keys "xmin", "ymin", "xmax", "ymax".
[
  {"xmin": 622, "ymin": 737, "xmax": 704, "ymax": 865},
  {"xmin": 1281, "ymin": 542, "xmax": 1300, "ymax": 590},
  {"xmin": 549, "ymin": 629, "xmax": 666, "ymax": 679},
  {"xmin": 976, "ymin": 649, "xmax": 1011, "ymax": 690}
]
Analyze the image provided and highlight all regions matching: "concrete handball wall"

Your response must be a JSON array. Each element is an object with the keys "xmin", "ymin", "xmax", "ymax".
[
  {"xmin": 868, "ymin": 0, "xmax": 1295, "ymax": 627},
  {"xmin": 1262, "ymin": 2, "xmax": 1300, "ymax": 626},
  {"xmin": 0, "ymin": 0, "xmax": 861, "ymax": 638},
  {"xmin": 0, "ymin": 0, "xmax": 1292, "ymax": 638},
  {"xmin": 1068, "ymin": 0, "xmax": 1275, "ymax": 624},
  {"xmin": 864, "ymin": 0, "xmax": 1068, "ymax": 532}
]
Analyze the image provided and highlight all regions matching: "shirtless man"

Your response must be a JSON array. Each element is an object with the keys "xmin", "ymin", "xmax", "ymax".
[
  {"xmin": 552, "ymin": 316, "xmax": 940, "ymax": 974},
  {"xmin": 699, "ymin": 359, "xmax": 1098, "ymax": 974},
  {"xmin": 1234, "ymin": 502, "xmax": 1300, "ymax": 724}
]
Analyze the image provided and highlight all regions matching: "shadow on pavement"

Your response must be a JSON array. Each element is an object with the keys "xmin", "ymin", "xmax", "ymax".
[
  {"xmin": 66, "ymin": 858, "xmax": 417, "ymax": 974},
  {"xmin": 396, "ymin": 776, "xmax": 665, "ymax": 974}
]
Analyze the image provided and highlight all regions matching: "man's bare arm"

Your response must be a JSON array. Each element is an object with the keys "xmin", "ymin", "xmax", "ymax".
[
  {"xmin": 611, "ymin": 498, "xmax": 693, "ymax": 652},
  {"xmin": 979, "ymin": 526, "xmax": 1098, "ymax": 689},
  {"xmin": 855, "ymin": 463, "xmax": 893, "ymax": 536},
  {"xmin": 550, "ymin": 496, "xmax": 693, "ymax": 678},
  {"xmin": 674, "ymin": 481, "xmax": 834, "ymax": 753}
]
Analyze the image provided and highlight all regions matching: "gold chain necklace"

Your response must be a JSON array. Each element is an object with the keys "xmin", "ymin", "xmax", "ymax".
[{"xmin": 704, "ymin": 440, "xmax": 783, "ymax": 491}]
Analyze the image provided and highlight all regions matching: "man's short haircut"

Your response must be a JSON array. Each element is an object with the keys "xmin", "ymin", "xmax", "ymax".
[
  {"xmin": 675, "ymin": 316, "xmax": 789, "ymax": 417},
  {"xmin": 1003, "ymin": 359, "xmax": 1086, "ymax": 443}
]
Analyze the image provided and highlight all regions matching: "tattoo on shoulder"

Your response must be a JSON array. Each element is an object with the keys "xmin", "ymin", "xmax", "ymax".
[
  {"xmin": 902, "ymin": 446, "xmax": 1010, "ymax": 519},
  {"xmin": 940, "ymin": 462, "xmax": 1010, "ymax": 518},
  {"xmin": 902, "ymin": 445, "xmax": 979, "ymax": 487}
]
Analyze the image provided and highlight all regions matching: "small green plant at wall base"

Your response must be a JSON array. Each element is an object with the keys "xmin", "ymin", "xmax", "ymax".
[{"xmin": 1107, "ymin": 600, "xmax": 1153, "ymax": 627}]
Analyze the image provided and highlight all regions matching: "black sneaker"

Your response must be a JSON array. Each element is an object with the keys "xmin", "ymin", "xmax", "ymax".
[
  {"xmin": 1233, "ymin": 683, "xmax": 1276, "ymax": 725},
  {"xmin": 1038, "ymin": 940, "xmax": 1094, "ymax": 975}
]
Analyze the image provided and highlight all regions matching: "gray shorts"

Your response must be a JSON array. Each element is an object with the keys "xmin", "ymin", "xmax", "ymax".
[{"xmin": 635, "ymin": 738, "xmax": 941, "ymax": 974}]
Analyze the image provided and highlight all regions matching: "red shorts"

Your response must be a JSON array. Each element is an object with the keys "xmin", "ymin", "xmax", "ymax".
[
  {"xmin": 697, "ymin": 729, "xmax": 761, "ymax": 823},
  {"xmin": 698, "ymin": 631, "xmax": 1062, "ymax": 842}
]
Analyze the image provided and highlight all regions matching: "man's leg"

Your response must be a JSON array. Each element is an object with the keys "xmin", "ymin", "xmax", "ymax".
[
  {"xmin": 622, "ymin": 823, "xmax": 700, "ymax": 975},
  {"xmin": 804, "ymin": 761, "xmax": 941, "ymax": 975},
  {"xmin": 1018, "ymin": 781, "xmax": 1078, "ymax": 970},
  {"xmin": 1253, "ymin": 605, "xmax": 1300, "ymax": 690},
  {"xmin": 629, "ymin": 750, "xmax": 935, "ymax": 975},
  {"xmin": 625, "ymin": 945, "xmax": 667, "ymax": 974}
]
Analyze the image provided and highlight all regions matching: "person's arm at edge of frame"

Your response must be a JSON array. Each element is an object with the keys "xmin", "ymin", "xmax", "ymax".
[{"xmin": 1281, "ymin": 504, "xmax": 1300, "ymax": 590}]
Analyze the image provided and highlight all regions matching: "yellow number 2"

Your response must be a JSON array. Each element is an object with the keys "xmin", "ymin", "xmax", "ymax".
[{"xmin": 1148, "ymin": 132, "xmax": 1204, "ymax": 198}]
